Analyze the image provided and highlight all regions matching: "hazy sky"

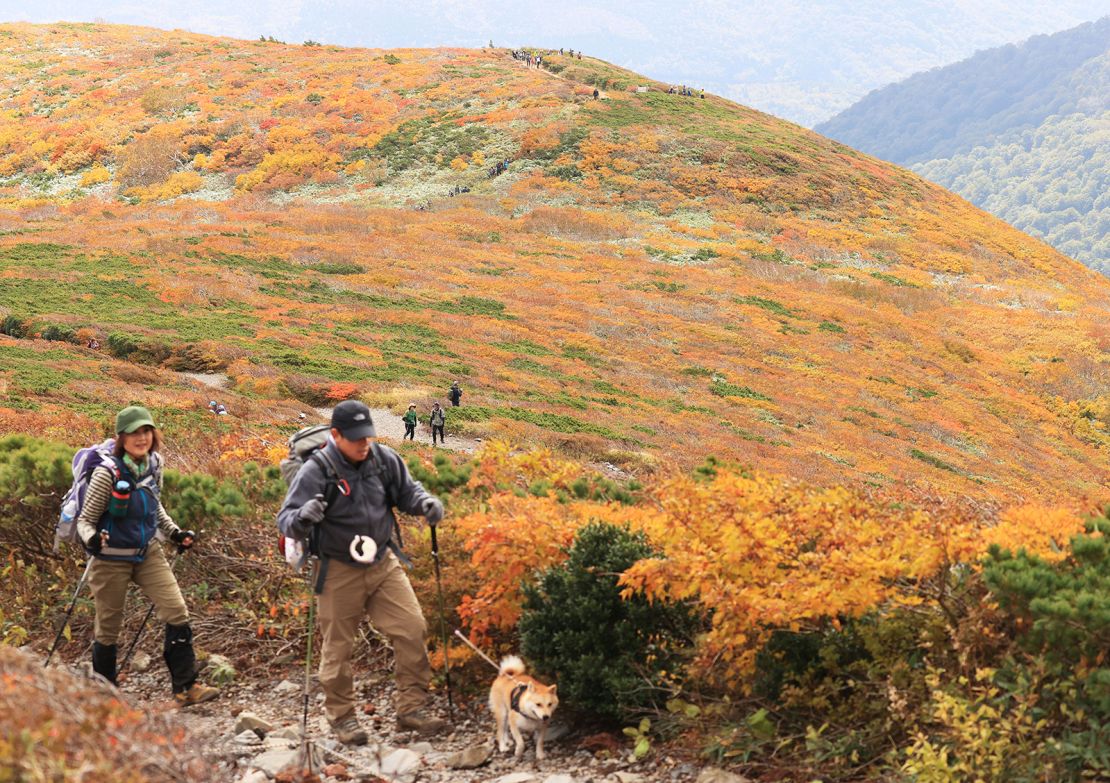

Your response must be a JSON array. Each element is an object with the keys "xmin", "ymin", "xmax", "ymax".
[{"xmin": 3, "ymin": 1, "xmax": 1109, "ymax": 125}]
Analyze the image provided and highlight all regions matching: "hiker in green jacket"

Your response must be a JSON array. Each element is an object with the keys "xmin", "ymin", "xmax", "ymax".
[{"xmin": 403, "ymin": 403, "xmax": 418, "ymax": 441}]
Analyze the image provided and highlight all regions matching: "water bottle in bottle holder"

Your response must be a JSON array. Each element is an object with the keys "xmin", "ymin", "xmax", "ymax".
[{"xmin": 108, "ymin": 479, "xmax": 132, "ymax": 518}]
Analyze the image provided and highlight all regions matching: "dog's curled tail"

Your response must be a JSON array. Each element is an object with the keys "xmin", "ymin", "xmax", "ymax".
[{"xmin": 498, "ymin": 655, "xmax": 526, "ymax": 676}]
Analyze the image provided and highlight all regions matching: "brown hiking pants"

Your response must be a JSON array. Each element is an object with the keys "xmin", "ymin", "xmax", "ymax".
[
  {"xmin": 88, "ymin": 544, "xmax": 188, "ymax": 645},
  {"xmin": 317, "ymin": 553, "xmax": 433, "ymax": 722}
]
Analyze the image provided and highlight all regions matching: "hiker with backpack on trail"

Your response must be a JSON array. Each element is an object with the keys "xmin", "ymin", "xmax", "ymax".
[
  {"xmin": 403, "ymin": 403, "xmax": 418, "ymax": 441},
  {"xmin": 276, "ymin": 400, "xmax": 448, "ymax": 745},
  {"xmin": 429, "ymin": 402, "xmax": 446, "ymax": 446},
  {"xmin": 73, "ymin": 405, "xmax": 219, "ymax": 707},
  {"xmin": 448, "ymin": 381, "xmax": 462, "ymax": 407}
]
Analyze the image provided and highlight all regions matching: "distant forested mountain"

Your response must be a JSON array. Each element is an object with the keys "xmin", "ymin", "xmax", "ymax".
[{"xmin": 817, "ymin": 18, "xmax": 1110, "ymax": 271}]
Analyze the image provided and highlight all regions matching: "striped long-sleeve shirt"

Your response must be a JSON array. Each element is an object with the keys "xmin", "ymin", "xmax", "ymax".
[{"xmin": 75, "ymin": 465, "xmax": 179, "ymax": 547}]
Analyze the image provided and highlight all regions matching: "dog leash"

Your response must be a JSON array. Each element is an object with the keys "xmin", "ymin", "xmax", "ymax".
[
  {"xmin": 452, "ymin": 629, "xmax": 532, "ymax": 716},
  {"xmin": 452, "ymin": 630, "xmax": 535, "ymax": 719}
]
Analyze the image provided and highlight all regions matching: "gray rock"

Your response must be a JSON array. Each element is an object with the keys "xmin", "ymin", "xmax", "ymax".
[
  {"xmin": 249, "ymin": 747, "xmax": 300, "ymax": 777},
  {"xmin": 445, "ymin": 743, "xmax": 493, "ymax": 769},
  {"xmin": 130, "ymin": 652, "xmax": 152, "ymax": 672},
  {"xmin": 614, "ymin": 774, "xmax": 646, "ymax": 783},
  {"xmin": 407, "ymin": 740, "xmax": 434, "ymax": 755},
  {"xmin": 381, "ymin": 747, "xmax": 422, "ymax": 778},
  {"xmin": 237, "ymin": 771, "xmax": 269, "ymax": 783},
  {"xmin": 269, "ymin": 726, "xmax": 300, "ymax": 741},
  {"xmin": 542, "ymin": 775, "xmax": 577, "ymax": 783},
  {"xmin": 695, "ymin": 769, "xmax": 752, "ymax": 783},
  {"xmin": 234, "ymin": 712, "xmax": 273, "ymax": 736},
  {"xmin": 233, "ymin": 730, "xmax": 263, "ymax": 746},
  {"xmin": 273, "ymin": 679, "xmax": 300, "ymax": 695}
]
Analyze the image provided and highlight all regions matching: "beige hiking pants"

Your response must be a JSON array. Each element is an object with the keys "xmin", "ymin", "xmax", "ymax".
[
  {"xmin": 317, "ymin": 553, "xmax": 432, "ymax": 722},
  {"xmin": 88, "ymin": 544, "xmax": 188, "ymax": 645}
]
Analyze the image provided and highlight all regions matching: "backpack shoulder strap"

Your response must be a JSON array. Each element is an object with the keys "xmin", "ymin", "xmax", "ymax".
[{"xmin": 308, "ymin": 448, "xmax": 342, "ymax": 508}]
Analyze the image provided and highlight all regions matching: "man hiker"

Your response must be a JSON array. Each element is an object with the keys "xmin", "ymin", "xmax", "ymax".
[
  {"xmin": 448, "ymin": 381, "xmax": 462, "ymax": 407},
  {"xmin": 429, "ymin": 402, "xmax": 446, "ymax": 446},
  {"xmin": 276, "ymin": 400, "xmax": 448, "ymax": 744},
  {"xmin": 403, "ymin": 403, "xmax": 418, "ymax": 441}
]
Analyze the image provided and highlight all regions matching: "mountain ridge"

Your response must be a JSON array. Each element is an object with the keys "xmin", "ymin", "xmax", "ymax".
[
  {"xmin": 1, "ymin": 22, "xmax": 1109, "ymax": 504},
  {"xmin": 816, "ymin": 17, "xmax": 1110, "ymax": 270}
]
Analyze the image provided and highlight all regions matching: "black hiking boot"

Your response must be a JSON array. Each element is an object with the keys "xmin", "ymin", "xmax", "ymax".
[{"xmin": 91, "ymin": 641, "xmax": 117, "ymax": 685}]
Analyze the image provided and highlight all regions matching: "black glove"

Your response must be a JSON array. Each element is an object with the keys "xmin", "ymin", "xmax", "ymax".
[
  {"xmin": 84, "ymin": 531, "xmax": 103, "ymax": 553},
  {"xmin": 170, "ymin": 529, "xmax": 196, "ymax": 550},
  {"xmin": 297, "ymin": 494, "xmax": 328, "ymax": 526},
  {"xmin": 421, "ymin": 497, "xmax": 445, "ymax": 526}
]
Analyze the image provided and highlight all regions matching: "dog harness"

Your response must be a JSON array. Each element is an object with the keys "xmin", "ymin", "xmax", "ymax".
[{"xmin": 510, "ymin": 683, "xmax": 529, "ymax": 717}]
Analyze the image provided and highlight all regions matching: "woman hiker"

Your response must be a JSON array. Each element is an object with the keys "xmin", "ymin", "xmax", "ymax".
[
  {"xmin": 75, "ymin": 405, "xmax": 219, "ymax": 707},
  {"xmin": 403, "ymin": 403, "xmax": 418, "ymax": 440}
]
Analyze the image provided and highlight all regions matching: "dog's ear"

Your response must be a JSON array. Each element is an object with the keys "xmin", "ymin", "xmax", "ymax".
[
  {"xmin": 550, "ymin": 684, "xmax": 557, "ymax": 694},
  {"xmin": 526, "ymin": 682, "xmax": 535, "ymax": 691}
]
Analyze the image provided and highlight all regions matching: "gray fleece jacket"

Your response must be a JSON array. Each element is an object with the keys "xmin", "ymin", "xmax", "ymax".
[{"xmin": 276, "ymin": 439, "xmax": 434, "ymax": 566}]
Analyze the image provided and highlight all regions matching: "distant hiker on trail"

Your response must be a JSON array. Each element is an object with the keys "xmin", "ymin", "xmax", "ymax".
[
  {"xmin": 448, "ymin": 381, "xmax": 462, "ymax": 407},
  {"xmin": 403, "ymin": 403, "xmax": 418, "ymax": 440},
  {"xmin": 276, "ymin": 401, "xmax": 448, "ymax": 745},
  {"xmin": 76, "ymin": 405, "xmax": 219, "ymax": 707},
  {"xmin": 429, "ymin": 402, "xmax": 446, "ymax": 445},
  {"xmin": 593, "ymin": 88, "xmax": 599, "ymax": 99}
]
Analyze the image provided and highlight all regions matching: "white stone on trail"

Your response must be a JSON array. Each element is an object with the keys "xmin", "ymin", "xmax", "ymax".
[
  {"xmin": 542, "ymin": 775, "xmax": 578, "ymax": 783},
  {"xmin": 490, "ymin": 773, "xmax": 540, "ymax": 783},
  {"xmin": 614, "ymin": 773, "xmax": 646, "ymax": 783},
  {"xmin": 233, "ymin": 711, "xmax": 273, "ymax": 735},
  {"xmin": 233, "ymin": 729, "xmax": 263, "ymax": 746},
  {"xmin": 272, "ymin": 679, "xmax": 299, "ymax": 694},
  {"xmin": 130, "ymin": 652, "xmax": 152, "ymax": 672},
  {"xmin": 381, "ymin": 747, "xmax": 422, "ymax": 779},
  {"xmin": 236, "ymin": 770, "xmax": 268, "ymax": 783},
  {"xmin": 444, "ymin": 743, "xmax": 493, "ymax": 768},
  {"xmin": 248, "ymin": 747, "xmax": 300, "ymax": 776}
]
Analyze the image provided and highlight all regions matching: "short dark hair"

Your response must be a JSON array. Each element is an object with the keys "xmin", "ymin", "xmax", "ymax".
[{"xmin": 114, "ymin": 426, "xmax": 162, "ymax": 459}]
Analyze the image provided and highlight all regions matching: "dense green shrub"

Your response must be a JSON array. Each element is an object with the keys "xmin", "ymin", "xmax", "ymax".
[
  {"xmin": 39, "ymin": 323, "xmax": 76, "ymax": 343},
  {"xmin": 519, "ymin": 522, "xmax": 698, "ymax": 721},
  {"xmin": 163, "ymin": 470, "xmax": 250, "ymax": 531},
  {"xmin": 0, "ymin": 435, "xmax": 74, "ymax": 555},
  {"xmin": 405, "ymin": 452, "xmax": 473, "ymax": 497},
  {"xmin": 983, "ymin": 515, "xmax": 1110, "ymax": 769},
  {"xmin": 1, "ymin": 315, "xmax": 30, "ymax": 338}
]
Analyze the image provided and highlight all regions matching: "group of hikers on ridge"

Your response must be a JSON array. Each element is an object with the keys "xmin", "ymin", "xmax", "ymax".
[
  {"xmin": 65, "ymin": 385, "xmax": 463, "ymax": 745},
  {"xmin": 403, "ymin": 381, "xmax": 461, "ymax": 446}
]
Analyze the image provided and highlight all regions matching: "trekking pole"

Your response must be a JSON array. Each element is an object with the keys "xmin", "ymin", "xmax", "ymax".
[
  {"xmin": 117, "ymin": 546, "xmax": 183, "ymax": 680},
  {"xmin": 429, "ymin": 524, "xmax": 454, "ymax": 712},
  {"xmin": 297, "ymin": 556, "xmax": 319, "ymax": 775},
  {"xmin": 43, "ymin": 557, "xmax": 95, "ymax": 668}
]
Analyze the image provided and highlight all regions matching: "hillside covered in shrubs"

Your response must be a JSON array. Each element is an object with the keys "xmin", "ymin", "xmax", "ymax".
[
  {"xmin": 1, "ymin": 22, "xmax": 1109, "ymax": 502},
  {"xmin": 2, "ymin": 21, "xmax": 1110, "ymax": 781}
]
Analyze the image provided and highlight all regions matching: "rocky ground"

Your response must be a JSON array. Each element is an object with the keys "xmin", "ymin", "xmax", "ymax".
[{"xmin": 105, "ymin": 649, "xmax": 744, "ymax": 783}]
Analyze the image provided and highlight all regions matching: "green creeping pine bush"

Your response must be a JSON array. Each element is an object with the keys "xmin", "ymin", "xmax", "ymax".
[
  {"xmin": 0, "ymin": 435, "xmax": 73, "ymax": 553},
  {"xmin": 162, "ymin": 471, "xmax": 250, "ymax": 531},
  {"xmin": 519, "ymin": 522, "xmax": 699, "ymax": 721},
  {"xmin": 405, "ymin": 453, "xmax": 473, "ymax": 496}
]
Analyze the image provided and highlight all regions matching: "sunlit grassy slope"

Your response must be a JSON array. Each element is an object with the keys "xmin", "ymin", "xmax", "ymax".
[{"xmin": 1, "ymin": 22, "xmax": 1109, "ymax": 503}]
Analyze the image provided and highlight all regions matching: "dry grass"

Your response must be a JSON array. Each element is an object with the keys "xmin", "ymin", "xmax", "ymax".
[{"xmin": 1, "ymin": 646, "xmax": 215, "ymax": 782}]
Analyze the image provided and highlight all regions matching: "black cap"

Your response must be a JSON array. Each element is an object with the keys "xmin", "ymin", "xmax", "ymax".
[{"xmin": 331, "ymin": 400, "xmax": 376, "ymax": 439}]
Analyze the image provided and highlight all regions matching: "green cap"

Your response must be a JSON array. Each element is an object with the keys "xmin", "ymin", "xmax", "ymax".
[{"xmin": 116, "ymin": 405, "xmax": 156, "ymax": 434}]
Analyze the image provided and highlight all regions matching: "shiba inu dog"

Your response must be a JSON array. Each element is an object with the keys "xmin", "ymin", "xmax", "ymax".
[{"xmin": 489, "ymin": 655, "xmax": 559, "ymax": 762}]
